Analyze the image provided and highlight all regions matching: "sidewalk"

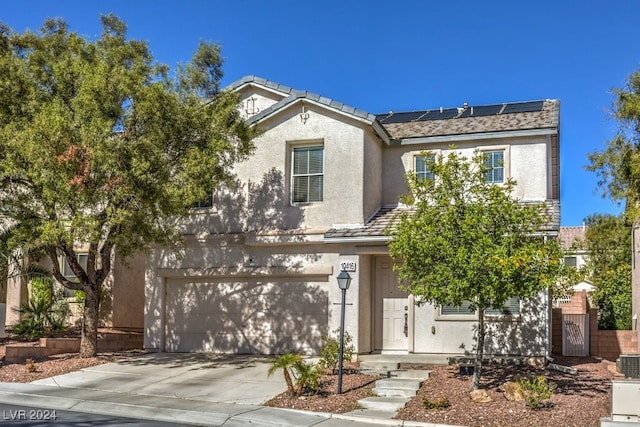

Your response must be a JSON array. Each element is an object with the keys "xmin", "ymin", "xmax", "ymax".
[
  {"xmin": 0, "ymin": 381, "xmax": 457, "ymax": 426},
  {"xmin": 0, "ymin": 353, "xmax": 464, "ymax": 427}
]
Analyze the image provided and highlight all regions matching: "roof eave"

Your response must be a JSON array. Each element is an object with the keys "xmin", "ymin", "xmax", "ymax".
[
  {"xmin": 392, "ymin": 127, "xmax": 559, "ymax": 146},
  {"xmin": 324, "ymin": 236, "xmax": 391, "ymax": 244}
]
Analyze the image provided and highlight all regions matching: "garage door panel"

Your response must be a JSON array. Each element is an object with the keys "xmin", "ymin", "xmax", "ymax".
[{"xmin": 165, "ymin": 280, "xmax": 328, "ymax": 354}]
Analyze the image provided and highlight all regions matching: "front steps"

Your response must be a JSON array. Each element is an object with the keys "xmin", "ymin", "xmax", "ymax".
[{"xmin": 347, "ymin": 360, "xmax": 431, "ymax": 419}]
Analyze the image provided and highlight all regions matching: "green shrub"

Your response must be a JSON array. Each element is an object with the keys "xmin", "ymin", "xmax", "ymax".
[
  {"xmin": 294, "ymin": 361, "xmax": 322, "ymax": 395},
  {"xmin": 318, "ymin": 329, "xmax": 355, "ymax": 373},
  {"xmin": 423, "ymin": 397, "xmax": 451, "ymax": 410},
  {"xmin": 517, "ymin": 375, "xmax": 557, "ymax": 409},
  {"xmin": 12, "ymin": 277, "xmax": 69, "ymax": 340}
]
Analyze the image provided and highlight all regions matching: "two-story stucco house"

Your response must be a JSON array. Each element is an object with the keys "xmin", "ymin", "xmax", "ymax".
[{"xmin": 144, "ymin": 76, "xmax": 561, "ymax": 359}]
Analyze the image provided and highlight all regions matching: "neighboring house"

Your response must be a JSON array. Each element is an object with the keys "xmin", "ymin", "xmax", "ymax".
[
  {"xmin": 144, "ymin": 76, "xmax": 561, "ymax": 359},
  {"xmin": 557, "ymin": 225, "xmax": 594, "ymax": 297},
  {"xmin": 5, "ymin": 250, "xmax": 144, "ymax": 332}
]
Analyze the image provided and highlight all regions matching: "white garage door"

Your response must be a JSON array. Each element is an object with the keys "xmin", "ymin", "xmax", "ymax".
[{"xmin": 165, "ymin": 278, "xmax": 328, "ymax": 354}]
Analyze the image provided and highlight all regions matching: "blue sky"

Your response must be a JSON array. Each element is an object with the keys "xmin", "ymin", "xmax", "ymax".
[{"xmin": 2, "ymin": 1, "xmax": 639, "ymax": 226}]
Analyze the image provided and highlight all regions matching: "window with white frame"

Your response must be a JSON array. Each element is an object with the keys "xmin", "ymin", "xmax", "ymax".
[
  {"xmin": 292, "ymin": 146, "xmax": 324, "ymax": 203},
  {"xmin": 60, "ymin": 253, "xmax": 89, "ymax": 297},
  {"xmin": 440, "ymin": 301, "xmax": 474, "ymax": 316},
  {"xmin": 563, "ymin": 256, "xmax": 577, "ymax": 267},
  {"xmin": 415, "ymin": 153, "xmax": 436, "ymax": 181},
  {"xmin": 483, "ymin": 150, "xmax": 505, "ymax": 184},
  {"xmin": 192, "ymin": 191, "xmax": 214, "ymax": 209},
  {"xmin": 440, "ymin": 297, "xmax": 521, "ymax": 317},
  {"xmin": 485, "ymin": 297, "xmax": 521, "ymax": 316}
]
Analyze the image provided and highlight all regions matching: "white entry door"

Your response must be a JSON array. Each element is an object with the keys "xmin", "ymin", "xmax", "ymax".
[{"xmin": 375, "ymin": 257, "xmax": 409, "ymax": 351}]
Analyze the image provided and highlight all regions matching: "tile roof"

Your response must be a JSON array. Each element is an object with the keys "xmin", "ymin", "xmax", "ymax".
[
  {"xmin": 325, "ymin": 200, "xmax": 560, "ymax": 241},
  {"xmin": 377, "ymin": 100, "xmax": 560, "ymax": 140},
  {"xmin": 226, "ymin": 75, "xmax": 378, "ymax": 125},
  {"xmin": 324, "ymin": 205, "xmax": 414, "ymax": 240},
  {"xmin": 228, "ymin": 76, "xmax": 559, "ymax": 143},
  {"xmin": 558, "ymin": 226, "xmax": 587, "ymax": 251}
]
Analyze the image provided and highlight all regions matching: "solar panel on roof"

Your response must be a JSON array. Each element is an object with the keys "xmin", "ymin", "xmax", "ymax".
[
  {"xmin": 377, "ymin": 111, "xmax": 426, "ymax": 124},
  {"xmin": 468, "ymin": 105, "xmax": 503, "ymax": 116},
  {"xmin": 502, "ymin": 101, "xmax": 544, "ymax": 114},
  {"xmin": 376, "ymin": 100, "xmax": 545, "ymax": 124}
]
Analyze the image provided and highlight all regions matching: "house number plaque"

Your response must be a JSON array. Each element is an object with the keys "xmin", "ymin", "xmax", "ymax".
[{"xmin": 340, "ymin": 261, "xmax": 356, "ymax": 272}]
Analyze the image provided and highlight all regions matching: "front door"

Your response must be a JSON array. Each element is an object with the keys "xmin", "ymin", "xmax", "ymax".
[{"xmin": 374, "ymin": 256, "xmax": 409, "ymax": 351}]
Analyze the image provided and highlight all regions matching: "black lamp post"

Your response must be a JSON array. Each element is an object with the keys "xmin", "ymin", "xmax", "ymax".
[{"xmin": 336, "ymin": 270, "xmax": 351, "ymax": 394}]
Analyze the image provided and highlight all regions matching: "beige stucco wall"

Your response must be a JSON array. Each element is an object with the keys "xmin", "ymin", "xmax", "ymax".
[
  {"xmin": 362, "ymin": 128, "xmax": 384, "ymax": 220},
  {"xmin": 5, "ymin": 275, "xmax": 28, "ymax": 326},
  {"xmin": 111, "ymin": 252, "xmax": 145, "ymax": 331},
  {"xmin": 382, "ymin": 135, "xmax": 552, "ymax": 205},
  {"xmin": 237, "ymin": 86, "xmax": 285, "ymax": 120},
  {"xmin": 144, "ymin": 235, "xmax": 368, "ymax": 354},
  {"xmin": 411, "ymin": 291, "xmax": 548, "ymax": 356},
  {"xmin": 184, "ymin": 102, "xmax": 373, "ymax": 234}
]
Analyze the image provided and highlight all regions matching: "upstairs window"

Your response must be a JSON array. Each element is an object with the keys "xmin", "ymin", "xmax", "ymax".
[
  {"xmin": 415, "ymin": 154, "xmax": 436, "ymax": 181},
  {"xmin": 483, "ymin": 150, "xmax": 505, "ymax": 184},
  {"xmin": 292, "ymin": 146, "xmax": 324, "ymax": 203}
]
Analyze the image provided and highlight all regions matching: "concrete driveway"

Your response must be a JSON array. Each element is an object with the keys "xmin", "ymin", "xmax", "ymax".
[{"xmin": 32, "ymin": 352, "xmax": 287, "ymax": 405}]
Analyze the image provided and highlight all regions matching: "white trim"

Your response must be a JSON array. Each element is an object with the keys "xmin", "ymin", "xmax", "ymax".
[
  {"xmin": 394, "ymin": 128, "xmax": 557, "ymax": 145},
  {"xmin": 290, "ymin": 143, "xmax": 325, "ymax": 204},
  {"xmin": 324, "ymin": 236, "xmax": 391, "ymax": 244},
  {"xmin": 481, "ymin": 146, "xmax": 510, "ymax": 184},
  {"xmin": 254, "ymin": 97, "xmax": 374, "ymax": 126},
  {"xmin": 157, "ymin": 264, "xmax": 333, "ymax": 278},
  {"xmin": 234, "ymin": 82, "xmax": 290, "ymax": 98}
]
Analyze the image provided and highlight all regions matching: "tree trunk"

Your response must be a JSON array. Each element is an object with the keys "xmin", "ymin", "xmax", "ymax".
[
  {"xmin": 472, "ymin": 308, "xmax": 486, "ymax": 390},
  {"xmin": 79, "ymin": 283, "xmax": 100, "ymax": 358},
  {"xmin": 283, "ymin": 368, "xmax": 295, "ymax": 396}
]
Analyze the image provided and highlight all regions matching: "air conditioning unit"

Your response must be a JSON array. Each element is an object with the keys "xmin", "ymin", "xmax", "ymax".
[
  {"xmin": 617, "ymin": 354, "xmax": 640, "ymax": 378},
  {"xmin": 611, "ymin": 380, "xmax": 640, "ymax": 422}
]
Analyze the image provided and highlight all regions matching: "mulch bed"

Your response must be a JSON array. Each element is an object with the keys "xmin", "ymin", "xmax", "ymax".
[
  {"xmin": 396, "ymin": 356, "xmax": 616, "ymax": 427},
  {"xmin": 264, "ymin": 364, "xmax": 380, "ymax": 414},
  {"xmin": 264, "ymin": 356, "xmax": 617, "ymax": 427}
]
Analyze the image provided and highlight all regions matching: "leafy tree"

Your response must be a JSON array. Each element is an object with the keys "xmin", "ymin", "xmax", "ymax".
[
  {"xmin": 0, "ymin": 227, "xmax": 51, "ymax": 285},
  {"xmin": 584, "ymin": 214, "xmax": 631, "ymax": 275},
  {"xmin": 587, "ymin": 68, "xmax": 640, "ymax": 331},
  {"xmin": 0, "ymin": 16, "xmax": 257, "ymax": 357},
  {"xmin": 587, "ymin": 68, "xmax": 640, "ymax": 217},
  {"xmin": 593, "ymin": 264, "xmax": 632, "ymax": 330},
  {"xmin": 388, "ymin": 150, "xmax": 568, "ymax": 390},
  {"xmin": 582, "ymin": 214, "xmax": 632, "ymax": 329}
]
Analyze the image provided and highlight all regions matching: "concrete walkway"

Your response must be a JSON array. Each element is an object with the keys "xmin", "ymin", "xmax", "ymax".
[{"xmin": 0, "ymin": 353, "xmax": 464, "ymax": 427}]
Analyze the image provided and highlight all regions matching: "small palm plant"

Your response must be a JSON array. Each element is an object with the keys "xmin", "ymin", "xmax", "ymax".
[{"xmin": 268, "ymin": 353, "xmax": 303, "ymax": 396}]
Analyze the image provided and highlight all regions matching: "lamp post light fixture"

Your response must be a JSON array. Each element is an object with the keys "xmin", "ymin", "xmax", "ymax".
[{"xmin": 336, "ymin": 270, "xmax": 351, "ymax": 394}]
